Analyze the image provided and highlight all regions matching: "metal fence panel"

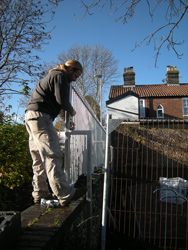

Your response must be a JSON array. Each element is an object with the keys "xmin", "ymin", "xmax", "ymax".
[
  {"xmin": 64, "ymin": 82, "xmax": 106, "ymax": 185},
  {"xmin": 106, "ymin": 119, "xmax": 188, "ymax": 250}
]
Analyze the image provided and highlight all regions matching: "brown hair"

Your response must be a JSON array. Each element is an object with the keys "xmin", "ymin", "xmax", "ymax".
[
  {"xmin": 49, "ymin": 60, "xmax": 83, "ymax": 73},
  {"xmin": 49, "ymin": 64, "xmax": 66, "ymax": 73}
]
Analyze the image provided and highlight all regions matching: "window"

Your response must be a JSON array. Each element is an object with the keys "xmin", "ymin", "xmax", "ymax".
[
  {"xmin": 182, "ymin": 98, "xmax": 188, "ymax": 116},
  {"xmin": 156, "ymin": 104, "xmax": 164, "ymax": 118},
  {"xmin": 139, "ymin": 99, "xmax": 145, "ymax": 118}
]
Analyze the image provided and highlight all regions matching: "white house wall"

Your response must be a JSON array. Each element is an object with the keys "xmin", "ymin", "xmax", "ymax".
[{"xmin": 107, "ymin": 95, "xmax": 139, "ymax": 119}]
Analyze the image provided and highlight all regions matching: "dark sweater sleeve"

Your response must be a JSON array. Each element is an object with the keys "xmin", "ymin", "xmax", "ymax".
[{"xmin": 54, "ymin": 73, "xmax": 74, "ymax": 114}]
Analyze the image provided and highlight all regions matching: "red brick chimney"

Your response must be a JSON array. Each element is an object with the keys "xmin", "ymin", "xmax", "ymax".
[{"xmin": 123, "ymin": 67, "xmax": 135, "ymax": 86}]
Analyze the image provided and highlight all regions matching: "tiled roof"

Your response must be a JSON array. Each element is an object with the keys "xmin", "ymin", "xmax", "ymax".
[{"xmin": 109, "ymin": 84, "xmax": 188, "ymax": 99}]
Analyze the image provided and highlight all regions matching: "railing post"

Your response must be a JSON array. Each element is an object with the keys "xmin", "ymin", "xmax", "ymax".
[{"xmin": 101, "ymin": 113, "xmax": 110, "ymax": 250}]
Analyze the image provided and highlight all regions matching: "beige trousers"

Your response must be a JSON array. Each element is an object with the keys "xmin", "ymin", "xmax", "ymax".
[{"xmin": 25, "ymin": 111, "xmax": 75, "ymax": 203}]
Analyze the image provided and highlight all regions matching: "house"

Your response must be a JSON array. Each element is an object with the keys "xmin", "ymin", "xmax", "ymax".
[
  {"xmin": 108, "ymin": 66, "xmax": 188, "ymax": 120},
  {"xmin": 106, "ymin": 90, "xmax": 139, "ymax": 120}
]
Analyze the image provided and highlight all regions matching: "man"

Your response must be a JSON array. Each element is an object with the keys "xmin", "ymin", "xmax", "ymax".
[{"xmin": 25, "ymin": 60, "xmax": 86, "ymax": 206}]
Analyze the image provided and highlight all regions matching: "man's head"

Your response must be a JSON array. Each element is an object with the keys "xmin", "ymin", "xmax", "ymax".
[
  {"xmin": 49, "ymin": 60, "xmax": 83, "ymax": 83},
  {"xmin": 65, "ymin": 60, "xmax": 83, "ymax": 73},
  {"xmin": 64, "ymin": 60, "xmax": 83, "ymax": 83}
]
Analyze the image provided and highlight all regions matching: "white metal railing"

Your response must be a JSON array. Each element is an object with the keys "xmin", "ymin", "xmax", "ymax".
[
  {"xmin": 63, "ymin": 82, "xmax": 106, "ymax": 249},
  {"xmin": 64, "ymin": 82, "xmax": 106, "ymax": 185}
]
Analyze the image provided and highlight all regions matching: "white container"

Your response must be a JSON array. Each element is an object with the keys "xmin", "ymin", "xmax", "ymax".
[
  {"xmin": 159, "ymin": 177, "xmax": 188, "ymax": 204},
  {"xmin": 40, "ymin": 198, "xmax": 60, "ymax": 208}
]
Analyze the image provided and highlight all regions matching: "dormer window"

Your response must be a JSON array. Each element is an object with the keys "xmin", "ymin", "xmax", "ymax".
[{"xmin": 157, "ymin": 104, "xmax": 164, "ymax": 118}]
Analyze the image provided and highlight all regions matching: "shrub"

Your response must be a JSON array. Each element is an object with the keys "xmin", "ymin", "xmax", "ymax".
[{"xmin": 0, "ymin": 121, "xmax": 32, "ymax": 189}]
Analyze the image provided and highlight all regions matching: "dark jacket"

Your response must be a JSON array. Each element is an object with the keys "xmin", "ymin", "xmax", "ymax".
[{"xmin": 26, "ymin": 70, "xmax": 74, "ymax": 120}]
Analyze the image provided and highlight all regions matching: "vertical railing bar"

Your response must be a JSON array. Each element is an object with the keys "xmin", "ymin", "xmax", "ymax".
[
  {"xmin": 101, "ymin": 113, "xmax": 110, "ymax": 250},
  {"xmin": 141, "ymin": 120, "xmax": 144, "ymax": 180},
  {"xmin": 156, "ymin": 120, "xmax": 159, "ymax": 181},
  {"xmin": 143, "ymin": 121, "xmax": 149, "ymax": 240},
  {"xmin": 171, "ymin": 120, "xmax": 174, "ymax": 250},
  {"xmin": 118, "ymin": 131, "xmax": 125, "ymax": 231},
  {"xmin": 149, "ymin": 121, "xmax": 153, "ymax": 244},
  {"xmin": 133, "ymin": 182, "xmax": 138, "ymax": 238},
  {"xmin": 123, "ymin": 178, "xmax": 128, "ymax": 234},
  {"xmin": 136, "ymin": 147, "xmax": 138, "ymax": 180},
  {"xmin": 146, "ymin": 119, "xmax": 149, "ymax": 181},
  {"xmin": 108, "ymin": 160, "xmax": 113, "ymax": 228},
  {"xmin": 125, "ymin": 122, "xmax": 128, "ymax": 175},
  {"xmin": 139, "ymin": 120, "xmax": 145, "ymax": 241},
  {"xmin": 128, "ymin": 180, "xmax": 132, "ymax": 236},
  {"xmin": 150, "ymin": 119, "xmax": 153, "ymax": 182},
  {"xmin": 159, "ymin": 196, "xmax": 162, "ymax": 248},
  {"xmin": 108, "ymin": 176, "xmax": 113, "ymax": 228},
  {"xmin": 121, "ymin": 133, "xmax": 124, "ymax": 174},
  {"xmin": 182, "ymin": 120, "xmax": 185, "ymax": 185},
  {"xmin": 169, "ymin": 196, "xmax": 173, "ymax": 250},
  {"xmin": 144, "ymin": 183, "xmax": 148, "ymax": 241},
  {"xmin": 149, "ymin": 185, "xmax": 152, "ymax": 243},
  {"xmin": 129, "ymin": 121, "xmax": 132, "ymax": 237},
  {"xmin": 161, "ymin": 119, "xmax": 164, "ymax": 179},
  {"xmin": 170, "ymin": 123, "xmax": 173, "ymax": 250},
  {"xmin": 154, "ymin": 186, "xmax": 157, "ymax": 246},
  {"xmin": 119, "ymin": 177, "xmax": 123, "ymax": 231},
  {"xmin": 114, "ymin": 127, "xmax": 120, "ymax": 230},
  {"xmin": 123, "ymin": 122, "xmax": 128, "ymax": 234},
  {"xmin": 65, "ymin": 128, "xmax": 71, "ymax": 183},
  {"xmin": 175, "ymin": 198, "xmax": 178, "ymax": 250},
  {"xmin": 133, "ymin": 126, "xmax": 138, "ymax": 239},
  {"xmin": 159, "ymin": 120, "xmax": 164, "ymax": 247},
  {"xmin": 109, "ymin": 146, "xmax": 114, "ymax": 228},
  {"xmin": 131, "ymin": 128, "xmax": 134, "ymax": 177},
  {"xmin": 164, "ymin": 194, "xmax": 168, "ymax": 250},
  {"xmin": 138, "ymin": 182, "xmax": 143, "ymax": 240}
]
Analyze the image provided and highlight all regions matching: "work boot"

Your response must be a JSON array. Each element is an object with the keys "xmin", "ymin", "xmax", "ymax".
[{"xmin": 59, "ymin": 186, "xmax": 87, "ymax": 207}]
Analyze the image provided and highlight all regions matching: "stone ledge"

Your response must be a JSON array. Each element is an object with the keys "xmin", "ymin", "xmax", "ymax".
[
  {"xmin": 12, "ymin": 197, "xmax": 86, "ymax": 250},
  {"xmin": 8, "ymin": 173, "xmax": 103, "ymax": 250}
]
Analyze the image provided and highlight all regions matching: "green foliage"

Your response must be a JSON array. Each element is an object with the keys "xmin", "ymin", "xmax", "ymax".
[
  {"xmin": 0, "ymin": 120, "xmax": 32, "ymax": 189},
  {"xmin": 19, "ymin": 80, "xmax": 31, "ymax": 96}
]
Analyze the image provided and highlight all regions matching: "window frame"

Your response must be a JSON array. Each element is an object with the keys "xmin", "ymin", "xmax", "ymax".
[
  {"xmin": 139, "ymin": 99, "xmax": 145, "ymax": 118},
  {"xmin": 156, "ymin": 104, "xmax": 164, "ymax": 118},
  {"xmin": 182, "ymin": 98, "xmax": 188, "ymax": 117}
]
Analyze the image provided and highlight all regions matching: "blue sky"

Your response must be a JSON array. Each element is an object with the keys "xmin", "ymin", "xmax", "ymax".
[{"xmin": 8, "ymin": 0, "xmax": 188, "ymax": 120}]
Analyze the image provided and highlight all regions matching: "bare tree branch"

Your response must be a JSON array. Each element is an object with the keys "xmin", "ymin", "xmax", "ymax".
[
  {"xmin": 132, "ymin": 4, "xmax": 188, "ymax": 66},
  {"xmin": 78, "ymin": 0, "xmax": 188, "ymax": 66},
  {"xmin": 55, "ymin": 44, "xmax": 120, "ymax": 113},
  {"xmin": 0, "ymin": 0, "xmax": 64, "ymax": 97}
]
